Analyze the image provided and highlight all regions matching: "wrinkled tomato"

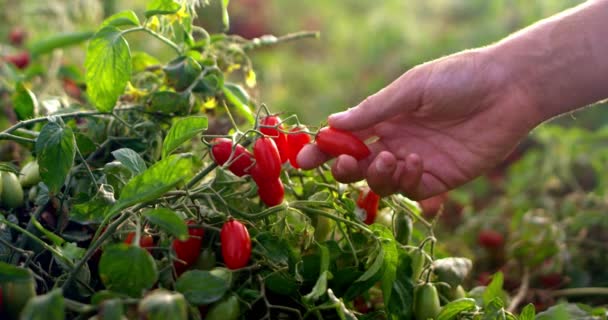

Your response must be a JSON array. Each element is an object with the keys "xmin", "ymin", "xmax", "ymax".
[
  {"xmin": 260, "ymin": 115, "xmax": 289, "ymax": 163},
  {"xmin": 211, "ymin": 138, "xmax": 253, "ymax": 177},
  {"xmin": 287, "ymin": 127, "xmax": 311, "ymax": 168},
  {"xmin": 221, "ymin": 219, "xmax": 251, "ymax": 270},
  {"xmin": 315, "ymin": 127, "xmax": 370, "ymax": 160}
]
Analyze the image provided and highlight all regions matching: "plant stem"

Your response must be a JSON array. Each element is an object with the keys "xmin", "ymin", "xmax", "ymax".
[
  {"xmin": 507, "ymin": 267, "xmax": 530, "ymax": 313},
  {"xmin": 0, "ymin": 133, "xmax": 35, "ymax": 144},
  {"xmin": 242, "ymin": 31, "xmax": 320, "ymax": 50},
  {"xmin": 551, "ymin": 287, "xmax": 608, "ymax": 297},
  {"xmin": 122, "ymin": 27, "xmax": 181, "ymax": 55}
]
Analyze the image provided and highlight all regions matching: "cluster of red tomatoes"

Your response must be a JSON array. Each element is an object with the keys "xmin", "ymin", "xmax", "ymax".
[
  {"xmin": 124, "ymin": 219, "xmax": 252, "ymax": 275},
  {"xmin": 210, "ymin": 115, "xmax": 311, "ymax": 207}
]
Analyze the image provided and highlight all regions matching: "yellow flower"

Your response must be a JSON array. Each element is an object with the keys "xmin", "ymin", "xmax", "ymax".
[
  {"xmin": 245, "ymin": 69, "xmax": 257, "ymax": 88},
  {"xmin": 146, "ymin": 16, "xmax": 160, "ymax": 32}
]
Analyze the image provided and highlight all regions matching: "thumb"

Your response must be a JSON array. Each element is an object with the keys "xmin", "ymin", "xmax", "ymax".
[{"xmin": 328, "ymin": 70, "xmax": 424, "ymax": 131}]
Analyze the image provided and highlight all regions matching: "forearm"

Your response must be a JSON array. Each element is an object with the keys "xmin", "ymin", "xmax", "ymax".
[{"xmin": 487, "ymin": 0, "xmax": 608, "ymax": 123}]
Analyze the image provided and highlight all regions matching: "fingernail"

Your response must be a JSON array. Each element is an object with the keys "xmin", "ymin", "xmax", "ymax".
[{"xmin": 375, "ymin": 157, "xmax": 394, "ymax": 174}]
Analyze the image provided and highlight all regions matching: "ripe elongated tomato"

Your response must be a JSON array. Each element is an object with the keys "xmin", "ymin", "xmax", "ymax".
[
  {"xmin": 356, "ymin": 188, "xmax": 381, "ymax": 225},
  {"xmin": 287, "ymin": 127, "xmax": 311, "ymax": 168},
  {"xmin": 125, "ymin": 232, "xmax": 155, "ymax": 252},
  {"xmin": 5, "ymin": 52, "xmax": 29, "ymax": 70},
  {"xmin": 255, "ymin": 177, "xmax": 284, "ymax": 207},
  {"xmin": 315, "ymin": 127, "xmax": 370, "ymax": 160},
  {"xmin": 253, "ymin": 137, "xmax": 282, "ymax": 179},
  {"xmin": 172, "ymin": 221, "xmax": 204, "ymax": 274},
  {"xmin": 211, "ymin": 138, "xmax": 253, "ymax": 177},
  {"xmin": 221, "ymin": 219, "xmax": 251, "ymax": 269},
  {"xmin": 260, "ymin": 115, "xmax": 289, "ymax": 163},
  {"xmin": 477, "ymin": 229, "xmax": 504, "ymax": 249}
]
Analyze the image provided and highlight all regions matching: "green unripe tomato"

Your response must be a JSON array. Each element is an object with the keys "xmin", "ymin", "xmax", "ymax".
[
  {"xmin": 205, "ymin": 294, "xmax": 240, "ymax": 320},
  {"xmin": 1, "ymin": 172, "xmax": 24, "ymax": 209},
  {"xmin": 394, "ymin": 213, "xmax": 413, "ymax": 245},
  {"xmin": 413, "ymin": 283, "xmax": 441, "ymax": 320},
  {"xmin": 138, "ymin": 289, "xmax": 188, "ymax": 320},
  {"xmin": 410, "ymin": 248, "xmax": 426, "ymax": 283},
  {"xmin": 0, "ymin": 263, "xmax": 36, "ymax": 319},
  {"xmin": 194, "ymin": 248, "xmax": 217, "ymax": 271},
  {"xmin": 19, "ymin": 161, "xmax": 41, "ymax": 187}
]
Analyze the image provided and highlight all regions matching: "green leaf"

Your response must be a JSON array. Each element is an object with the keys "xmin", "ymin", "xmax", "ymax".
[
  {"xmin": 71, "ymin": 184, "xmax": 116, "ymax": 224},
  {"xmin": 221, "ymin": 0, "xmax": 230, "ymax": 30},
  {"xmin": 132, "ymin": 51, "xmax": 161, "ymax": 73},
  {"xmin": 519, "ymin": 303, "xmax": 536, "ymax": 320},
  {"xmin": 12, "ymin": 82, "xmax": 36, "ymax": 120},
  {"xmin": 256, "ymin": 233, "xmax": 299, "ymax": 268},
  {"xmin": 371, "ymin": 224, "xmax": 399, "ymax": 305},
  {"xmin": 113, "ymin": 153, "xmax": 194, "ymax": 212},
  {"xmin": 85, "ymin": 26, "xmax": 131, "ymax": 112},
  {"xmin": 175, "ymin": 270, "xmax": 229, "ymax": 305},
  {"xmin": 536, "ymin": 304, "xmax": 590, "ymax": 320},
  {"xmin": 143, "ymin": 208, "xmax": 188, "ymax": 240},
  {"xmin": 99, "ymin": 244, "xmax": 158, "ymax": 297},
  {"xmin": 112, "ymin": 148, "xmax": 147, "ymax": 175},
  {"xmin": 35, "ymin": 118, "xmax": 76, "ymax": 193},
  {"xmin": 145, "ymin": 0, "xmax": 181, "ymax": 18},
  {"xmin": 19, "ymin": 288, "xmax": 65, "ymax": 320},
  {"xmin": 483, "ymin": 272, "xmax": 504, "ymax": 307},
  {"xmin": 303, "ymin": 270, "xmax": 330, "ymax": 303},
  {"xmin": 222, "ymin": 85, "xmax": 254, "ymax": 125},
  {"xmin": 145, "ymin": 91, "xmax": 191, "ymax": 115},
  {"xmin": 101, "ymin": 10, "xmax": 140, "ymax": 28},
  {"xmin": 97, "ymin": 299, "xmax": 125, "ymax": 320},
  {"xmin": 28, "ymin": 31, "xmax": 94, "ymax": 57},
  {"xmin": 162, "ymin": 116, "xmax": 208, "ymax": 158},
  {"xmin": 436, "ymin": 298, "xmax": 477, "ymax": 320},
  {"xmin": 344, "ymin": 246, "xmax": 385, "ymax": 300}
]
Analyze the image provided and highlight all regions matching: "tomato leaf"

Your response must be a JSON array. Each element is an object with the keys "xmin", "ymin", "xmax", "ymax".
[
  {"xmin": 71, "ymin": 184, "xmax": 116, "ymax": 224},
  {"xmin": 12, "ymin": 82, "xmax": 36, "ymax": 120},
  {"xmin": 175, "ymin": 270, "xmax": 229, "ymax": 305},
  {"xmin": 163, "ymin": 116, "xmax": 208, "ymax": 158},
  {"xmin": 344, "ymin": 245, "xmax": 385, "ymax": 300},
  {"xmin": 482, "ymin": 272, "xmax": 504, "ymax": 307},
  {"xmin": 302, "ymin": 270, "xmax": 330, "ymax": 303},
  {"xmin": 436, "ymin": 298, "xmax": 478, "ymax": 320},
  {"xmin": 145, "ymin": 0, "xmax": 180, "ymax": 18},
  {"xmin": 85, "ymin": 26, "xmax": 131, "ymax": 112},
  {"xmin": 143, "ymin": 208, "xmax": 188, "ymax": 240},
  {"xmin": 28, "ymin": 31, "xmax": 94, "ymax": 57},
  {"xmin": 20, "ymin": 288, "xmax": 65, "ymax": 320},
  {"xmin": 373, "ymin": 224, "xmax": 398, "ymax": 306},
  {"xmin": 99, "ymin": 244, "xmax": 158, "ymax": 297},
  {"xmin": 222, "ymin": 85, "xmax": 254, "ymax": 125},
  {"xmin": 112, "ymin": 148, "xmax": 147, "ymax": 175},
  {"xmin": 113, "ymin": 153, "xmax": 194, "ymax": 212},
  {"xmin": 35, "ymin": 118, "xmax": 76, "ymax": 193},
  {"xmin": 519, "ymin": 303, "xmax": 536, "ymax": 320},
  {"xmin": 101, "ymin": 10, "xmax": 141, "ymax": 28}
]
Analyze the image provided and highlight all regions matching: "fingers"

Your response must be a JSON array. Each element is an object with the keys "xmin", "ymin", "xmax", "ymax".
[
  {"xmin": 296, "ymin": 144, "xmax": 330, "ymax": 170},
  {"xmin": 328, "ymin": 70, "xmax": 424, "ymax": 131}
]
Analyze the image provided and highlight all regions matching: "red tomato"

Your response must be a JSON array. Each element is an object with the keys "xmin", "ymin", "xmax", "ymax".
[
  {"xmin": 255, "ymin": 178, "xmax": 284, "ymax": 207},
  {"xmin": 124, "ymin": 232, "xmax": 155, "ymax": 252},
  {"xmin": 260, "ymin": 115, "xmax": 289, "ymax": 163},
  {"xmin": 172, "ymin": 221, "xmax": 205, "ymax": 275},
  {"xmin": 5, "ymin": 52, "xmax": 30, "ymax": 70},
  {"xmin": 287, "ymin": 127, "xmax": 311, "ymax": 168},
  {"xmin": 63, "ymin": 78, "xmax": 82, "ymax": 98},
  {"xmin": 8, "ymin": 27, "xmax": 26, "ymax": 46},
  {"xmin": 539, "ymin": 273, "xmax": 563, "ymax": 289},
  {"xmin": 356, "ymin": 189, "xmax": 381, "ymax": 225},
  {"xmin": 315, "ymin": 127, "xmax": 371, "ymax": 160},
  {"xmin": 477, "ymin": 229, "xmax": 504, "ymax": 249},
  {"xmin": 253, "ymin": 137, "xmax": 282, "ymax": 180},
  {"xmin": 221, "ymin": 219, "xmax": 251, "ymax": 269},
  {"xmin": 211, "ymin": 138, "xmax": 254, "ymax": 177}
]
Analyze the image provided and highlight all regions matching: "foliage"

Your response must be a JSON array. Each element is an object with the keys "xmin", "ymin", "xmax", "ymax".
[{"xmin": 0, "ymin": 1, "xmax": 606, "ymax": 320}]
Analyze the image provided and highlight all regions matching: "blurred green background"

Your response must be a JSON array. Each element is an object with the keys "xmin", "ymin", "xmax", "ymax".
[{"xmin": 4, "ymin": 0, "xmax": 603, "ymax": 125}]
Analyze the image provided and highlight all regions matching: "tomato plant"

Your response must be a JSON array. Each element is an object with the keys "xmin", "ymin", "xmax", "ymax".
[{"xmin": 0, "ymin": 2, "xmax": 604, "ymax": 319}]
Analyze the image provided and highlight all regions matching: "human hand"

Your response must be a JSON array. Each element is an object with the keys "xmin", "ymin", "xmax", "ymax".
[{"xmin": 297, "ymin": 49, "xmax": 543, "ymax": 199}]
